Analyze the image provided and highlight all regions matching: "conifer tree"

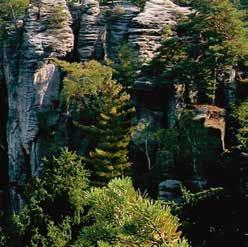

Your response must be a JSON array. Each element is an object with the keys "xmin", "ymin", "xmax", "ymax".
[
  {"xmin": 76, "ymin": 177, "xmax": 189, "ymax": 247},
  {"xmin": 56, "ymin": 60, "xmax": 135, "ymax": 186},
  {"xmin": 12, "ymin": 148, "xmax": 89, "ymax": 246},
  {"xmin": 150, "ymin": 0, "xmax": 248, "ymax": 104}
]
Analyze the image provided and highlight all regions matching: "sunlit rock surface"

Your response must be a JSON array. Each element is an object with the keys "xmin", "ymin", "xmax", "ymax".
[{"xmin": 2, "ymin": 0, "xmax": 74, "ymax": 211}]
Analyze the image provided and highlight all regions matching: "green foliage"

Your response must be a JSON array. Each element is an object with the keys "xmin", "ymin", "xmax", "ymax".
[
  {"xmin": 233, "ymin": 98, "xmax": 248, "ymax": 150},
  {"xmin": 75, "ymin": 177, "xmax": 188, "ymax": 247},
  {"xmin": 56, "ymin": 60, "xmax": 135, "ymax": 186},
  {"xmin": 130, "ymin": 0, "xmax": 147, "ymax": 9},
  {"xmin": 55, "ymin": 59, "xmax": 113, "ymax": 118},
  {"xmin": 231, "ymin": 0, "xmax": 248, "ymax": 9},
  {"xmin": 112, "ymin": 43, "xmax": 141, "ymax": 89},
  {"xmin": 0, "ymin": 0, "xmax": 29, "ymax": 21},
  {"xmin": 155, "ymin": 111, "xmax": 220, "ymax": 180},
  {"xmin": 66, "ymin": 0, "xmax": 80, "ymax": 7},
  {"xmin": 0, "ymin": 0, "xmax": 29, "ymax": 37},
  {"xmin": 13, "ymin": 148, "xmax": 89, "ymax": 246},
  {"xmin": 180, "ymin": 186, "xmax": 225, "ymax": 206},
  {"xmin": 150, "ymin": 0, "xmax": 248, "ymax": 103},
  {"xmin": 46, "ymin": 5, "xmax": 70, "ymax": 29},
  {"xmin": 169, "ymin": 185, "xmax": 246, "ymax": 247},
  {"xmin": 0, "ymin": 227, "xmax": 7, "ymax": 246},
  {"xmin": 82, "ymin": 104, "xmax": 134, "ymax": 186}
]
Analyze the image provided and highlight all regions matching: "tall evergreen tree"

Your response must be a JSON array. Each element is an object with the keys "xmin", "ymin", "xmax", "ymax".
[
  {"xmin": 149, "ymin": 0, "xmax": 248, "ymax": 104},
  {"xmin": 56, "ymin": 60, "xmax": 135, "ymax": 186}
]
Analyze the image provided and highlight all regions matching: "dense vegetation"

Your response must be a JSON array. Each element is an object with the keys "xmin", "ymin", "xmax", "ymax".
[
  {"xmin": 9, "ymin": 149, "xmax": 188, "ymax": 247},
  {"xmin": 0, "ymin": 0, "xmax": 247, "ymax": 246}
]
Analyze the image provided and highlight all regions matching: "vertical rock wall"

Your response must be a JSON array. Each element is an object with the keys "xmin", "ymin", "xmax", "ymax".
[
  {"xmin": 0, "ymin": 0, "xmax": 226, "ymax": 209},
  {"xmin": 106, "ymin": 0, "xmax": 139, "ymax": 62},
  {"xmin": 128, "ymin": 0, "xmax": 190, "ymax": 64},
  {"xmin": 2, "ymin": 0, "xmax": 74, "ymax": 211},
  {"xmin": 0, "ymin": 0, "xmax": 191, "ymax": 210}
]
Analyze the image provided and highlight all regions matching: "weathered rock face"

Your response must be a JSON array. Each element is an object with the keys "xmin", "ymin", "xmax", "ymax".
[
  {"xmin": 159, "ymin": 179, "xmax": 183, "ymax": 202},
  {"xmin": 2, "ymin": 0, "xmax": 74, "ymax": 211},
  {"xmin": 76, "ymin": 0, "xmax": 190, "ymax": 63},
  {"xmin": 77, "ymin": 0, "xmax": 105, "ymax": 61},
  {"xmin": 76, "ymin": 0, "xmax": 140, "ymax": 62},
  {"xmin": 128, "ymin": 0, "xmax": 190, "ymax": 64},
  {"xmin": 0, "ymin": 0, "xmax": 195, "ymax": 209},
  {"xmin": 130, "ymin": 0, "xmax": 190, "ymax": 130},
  {"xmin": 106, "ymin": 1, "xmax": 140, "ymax": 62},
  {"xmin": 193, "ymin": 105, "xmax": 226, "ymax": 151}
]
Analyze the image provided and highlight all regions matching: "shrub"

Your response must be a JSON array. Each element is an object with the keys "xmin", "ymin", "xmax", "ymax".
[
  {"xmin": 113, "ymin": 43, "xmax": 141, "ymax": 88},
  {"xmin": 46, "ymin": 5, "xmax": 69, "ymax": 29},
  {"xmin": 75, "ymin": 177, "xmax": 189, "ymax": 247},
  {"xmin": 13, "ymin": 148, "xmax": 90, "ymax": 246},
  {"xmin": 0, "ymin": 227, "xmax": 7, "ymax": 246},
  {"xmin": 0, "ymin": 0, "xmax": 29, "ymax": 37},
  {"xmin": 233, "ymin": 98, "xmax": 248, "ymax": 150},
  {"xmin": 112, "ymin": 5, "xmax": 125, "ymax": 18}
]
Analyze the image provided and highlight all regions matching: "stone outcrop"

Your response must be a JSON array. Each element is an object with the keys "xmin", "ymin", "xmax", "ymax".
[
  {"xmin": 159, "ymin": 179, "xmax": 183, "ymax": 202},
  {"xmin": 193, "ymin": 105, "xmax": 226, "ymax": 151},
  {"xmin": 2, "ymin": 0, "xmax": 74, "ymax": 211},
  {"xmin": 0, "ymin": 0, "xmax": 222, "ymax": 211},
  {"xmin": 76, "ymin": 0, "xmax": 190, "ymax": 63},
  {"xmin": 77, "ymin": 0, "xmax": 139, "ymax": 62},
  {"xmin": 128, "ymin": 0, "xmax": 190, "ymax": 64},
  {"xmin": 130, "ymin": 0, "xmax": 190, "ymax": 131},
  {"xmin": 106, "ymin": 1, "xmax": 140, "ymax": 62},
  {"xmin": 77, "ymin": 0, "xmax": 105, "ymax": 61}
]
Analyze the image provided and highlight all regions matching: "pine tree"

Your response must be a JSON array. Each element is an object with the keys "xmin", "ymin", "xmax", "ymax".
[
  {"xmin": 76, "ymin": 177, "xmax": 189, "ymax": 247},
  {"xmin": 112, "ymin": 43, "xmax": 141, "ymax": 89},
  {"xmin": 150, "ymin": 0, "xmax": 248, "ymax": 104},
  {"xmin": 56, "ymin": 60, "xmax": 135, "ymax": 186}
]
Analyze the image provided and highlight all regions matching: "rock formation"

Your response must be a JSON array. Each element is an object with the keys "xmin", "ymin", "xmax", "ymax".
[
  {"xmin": 193, "ymin": 105, "xmax": 226, "ymax": 151},
  {"xmin": 128, "ymin": 0, "xmax": 190, "ymax": 64},
  {"xmin": 0, "ymin": 0, "xmax": 230, "ymax": 210},
  {"xmin": 77, "ymin": 0, "xmax": 104, "ymax": 61},
  {"xmin": 2, "ymin": 0, "xmax": 74, "ymax": 210}
]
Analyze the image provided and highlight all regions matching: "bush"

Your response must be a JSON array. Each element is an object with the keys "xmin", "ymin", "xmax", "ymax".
[
  {"xmin": 76, "ymin": 177, "xmax": 189, "ymax": 247},
  {"xmin": 113, "ymin": 43, "xmax": 141, "ymax": 88},
  {"xmin": 112, "ymin": 5, "xmax": 126, "ymax": 18},
  {"xmin": 233, "ymin": 99, "xmax": 248, "ymax": 150},
  {"xmin": 0, "ymin": 0, "xmax": 29, "ymax": 37},
  {"xmin": 0, "ymin": 227, "xmax": 7, "ymax": 246},
  {"xmin": 46, "ymin": 5, "xmax": 69, "ymax": 29},
  {"xmin": 13, "ymin": 148, "xmax": 89, "ymax": 246}
]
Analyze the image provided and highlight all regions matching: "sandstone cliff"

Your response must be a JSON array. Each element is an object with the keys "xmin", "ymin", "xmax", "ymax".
[
  {"xmin": 1, "ymin": 0, "xmax": 74, "ymax": 210},
  {"xmin": 0, "ymin": 0, "xmax": 229, "ymax": 210}
]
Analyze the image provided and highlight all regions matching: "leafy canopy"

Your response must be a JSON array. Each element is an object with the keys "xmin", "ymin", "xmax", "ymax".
[{"xmin": 0, "ymin": 0, "xmax": 29, "ymax": 37}]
